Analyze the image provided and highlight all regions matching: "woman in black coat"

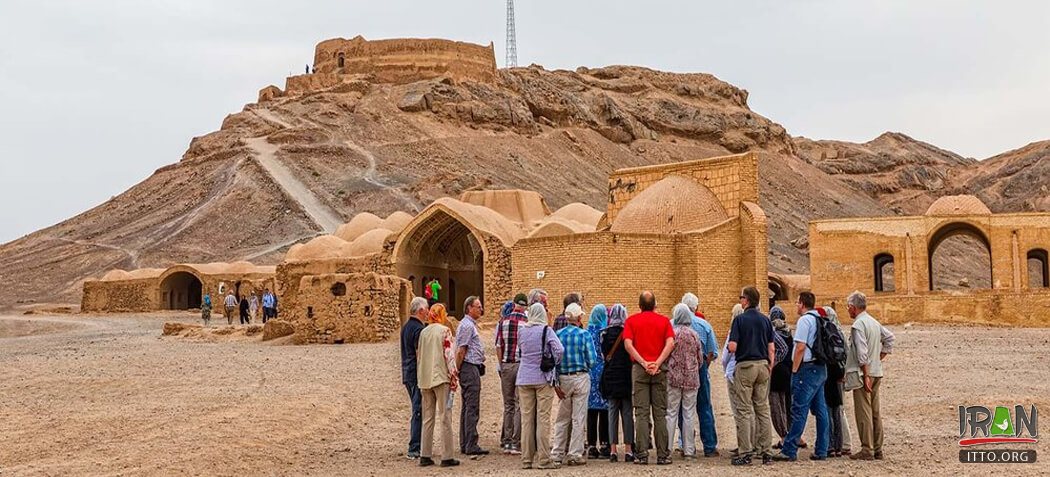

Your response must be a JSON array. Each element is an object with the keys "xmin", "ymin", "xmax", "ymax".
[{"xmin": 600, "ymin": 304, "xmax": 634, "ymax": 462}]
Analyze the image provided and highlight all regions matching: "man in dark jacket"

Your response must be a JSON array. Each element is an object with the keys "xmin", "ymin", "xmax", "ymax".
[{"xmin": 401, "ymin": 297, "xmax": 429, "ymax": 459}]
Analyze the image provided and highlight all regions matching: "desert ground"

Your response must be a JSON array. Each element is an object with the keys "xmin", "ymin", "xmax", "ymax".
[{"xmin": 1, "ymin": 313, "xmax": 1047, "ymax": 476}]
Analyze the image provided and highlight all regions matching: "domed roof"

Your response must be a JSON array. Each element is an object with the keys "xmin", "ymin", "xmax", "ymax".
[
  {"xmin": 526, "ymin": 217, "xmax": 593, "ymax": 239},
  {"xmin": 346, "ymin": 228, "xmax": 394, "ymax": 256},
  {"xmin": 610, "ymin": 176, "xmax": 729, "ymax": 234},
  {"xmin": 925, "ymin": 195, "xmax": 991, "ymax": 216},
  {"xmin": 335, "ymin": 213, "xmax": 384, "ymax": 242},
  {"xmin": 549, "ymin": 203, "xmax": 603, "ymax": 228}
]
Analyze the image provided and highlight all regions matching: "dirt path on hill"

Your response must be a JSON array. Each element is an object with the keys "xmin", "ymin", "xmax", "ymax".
[{"xmin": 245, "ymin": 136, "xmax": 343, "ymax": 234}]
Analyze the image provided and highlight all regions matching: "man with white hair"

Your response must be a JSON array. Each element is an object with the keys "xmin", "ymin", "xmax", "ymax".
[
  {"xmin": 845, "ymin": 291, "xmax": 895, "ymax": 461},
  {"xmin": 680, "ymin": 293, "xmax": 720, "ymax": 457},
  {"xmin": 551, "ymin": 303, "xmax": 596, "ymax": 466},
  {"xmin": 400, "ymin": 296, "xmax": 430, "ymax": 459}
]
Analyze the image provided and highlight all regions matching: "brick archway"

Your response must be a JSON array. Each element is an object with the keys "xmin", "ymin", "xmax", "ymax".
[{"xmin": 927, "ymin": 222, "xmax": 992, "ymax": 291}]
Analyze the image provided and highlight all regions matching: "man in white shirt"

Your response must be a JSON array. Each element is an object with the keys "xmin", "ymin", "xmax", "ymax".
[
  {"xmin": 845, "ymin": 291, "xmax": 895, "ymax": 461},
  {"xmin": 223, "ymin": 292, "xmax": 237, "ymax": 326}
]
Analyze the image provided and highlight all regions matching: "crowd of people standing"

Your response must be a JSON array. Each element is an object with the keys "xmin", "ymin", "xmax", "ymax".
[
  {"xmin": 199, "ymin": 288, "xmax": 278, "ymax": 327},
  {"xmin": 399, "ymin": 286, "xmax": 895, "ymax": 469}
]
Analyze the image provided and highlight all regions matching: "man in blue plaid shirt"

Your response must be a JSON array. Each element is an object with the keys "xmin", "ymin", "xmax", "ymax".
[{"xmin": 551, "ymin": 303, "xmax": 596, "ymax": 466}]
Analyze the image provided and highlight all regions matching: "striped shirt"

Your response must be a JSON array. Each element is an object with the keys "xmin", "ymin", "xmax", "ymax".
[
  {"xmin": 556, "ymin": 325, "xmax": 596, "ymax": 374},
  {"xmin": 223, "ymin": 294, "xmax": 237, "ymax": 308}
]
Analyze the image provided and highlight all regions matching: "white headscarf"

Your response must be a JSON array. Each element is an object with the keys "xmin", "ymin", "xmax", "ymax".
[
  {"xmin": 526, "ymin": 302, "xmax": 547, "ymax": 326},
  {"xmin": 672, "ymin": 303, "xmax": 694, "ymax": 326},
  {"xmin": 681, "ymin": 293, "xmax": 700, "ymax": 312}
]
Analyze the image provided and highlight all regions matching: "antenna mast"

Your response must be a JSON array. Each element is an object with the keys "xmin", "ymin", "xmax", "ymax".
[{"xmin": 505, "ymin": 0, "xmax": 518, "ymax": 67}]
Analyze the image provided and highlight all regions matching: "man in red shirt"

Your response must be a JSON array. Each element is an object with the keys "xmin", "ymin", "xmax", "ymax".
[{"xmin": 623, "ymin": 291, "xmax": 676, "ymax": 465}]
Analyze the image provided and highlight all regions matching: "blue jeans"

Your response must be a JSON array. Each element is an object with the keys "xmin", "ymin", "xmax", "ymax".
[
  {"xmin": 405, "ymin": 381, "xmax": 422, "ymax": 454},
  {"xmin": 781, "ymin": 362, "xmax": 829, "ymax": 458},
  {"xmin": 696, "ymin": 361, "xmax": 718, "ymax": 453}
]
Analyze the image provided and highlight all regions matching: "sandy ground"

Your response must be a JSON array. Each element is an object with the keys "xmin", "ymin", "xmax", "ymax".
[{"xmin": 1, "ymin": 313, "xmax": 1048, "ymax": 476}]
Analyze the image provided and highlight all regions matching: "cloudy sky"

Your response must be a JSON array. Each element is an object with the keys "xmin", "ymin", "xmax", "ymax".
[{"xmin": 1, "ymin": 0, "xmax": 1047, "ymax": 243}]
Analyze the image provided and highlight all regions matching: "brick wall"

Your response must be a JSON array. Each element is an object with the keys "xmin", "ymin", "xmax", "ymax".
[{"xmin": 82, "ymin": 279, "xmax": 158, "ymax": 313}]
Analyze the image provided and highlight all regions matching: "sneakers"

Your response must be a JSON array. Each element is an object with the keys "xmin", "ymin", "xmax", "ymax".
[
  {"xmin": 632, "ymin": 455, "xmax": 649, "ymax": 465},
  {"xmin": 771, "ymin": 452, "xmax": 796, "ymax": 462},
  {"xmin": 566, "ymin": 457, "xmax": 587, "ymax": 466},
  {"xmin": 874, "ymin": 451, "xmax": 884, "ymax": 460},
  {"xmin": 609, "ymin": 454, "xmax": 618, "ymax": 463},
  {"xmin": 599, "ymin": 446, "xmax": 611, "ymax": 458},
  {"xmin": 656, "ymin": 457, "xmax": 672, "ymax": 465},
  {"xmin": 624, "ymin": 453, "xmax": 635, "ymax": 463},
  {"xmin": 521, "ymin": 462, "xmax": 532, "ymax": 470},
  {"xmin": 463, "ymin": 448, "xmax": 489, "ymax": 456},
  {"xmin": 850, "ymin": 450, "xmax": 875, "ymax": 461},
  {"xmin": 439, "ymin": 459, "xmax": 460, "ymax": 467},
  {"xmin": 406, "ymin": 451, "xmax": 420, "ymax": 460},
  {"xmin": 704, "ymin": 449, "xmax": 720, "ymax": 457},
  {"xmin": 730, "ymin": 454, "xmax": 752, "ymax": 466},
  {"xmin": 810, "ymin": 454, "xmax": 827, "ymax": 461},
  {"xmin": 587, "ymin": 447, "xmax": 600, "ymax": 459},
  {"xmin": 535, "ymin": 462, "xmax": 561, "ymax": 470},
  {"xmin": 418, "ymin": 457, "xmax": 435, "ymax": 467}
]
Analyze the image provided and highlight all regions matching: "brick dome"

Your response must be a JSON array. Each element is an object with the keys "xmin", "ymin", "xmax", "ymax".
[
  {"xmin": 610, "ymin": 176, "xmax": 729, "ymax": 234},
  {"xmin": 925, "ymin": 195, "xmax": 991, "ymax": 216}
]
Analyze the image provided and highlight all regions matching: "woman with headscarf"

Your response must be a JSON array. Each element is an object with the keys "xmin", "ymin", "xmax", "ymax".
[
  {"xmin": 600, "ymin": 304, "xmax": 634, "ymax": 463},
  {"xmin": 823, "ymin": 306, "xmax": 852, "ymax": 457},
  {"xmin": 585, "ymin": 304, "xmax": 610, "ymax": 459},
  {"xmin": 664, "ymin": 304, "xmax": 703, "ymax": 459},
  {"xmin": 516, "ymin": 303, "xmax": 564, "ymax": 470},
  {"xmin": 768, "ymin": 305, "xmax": 798, "ymax": 449},
  {"xmin": 201, "ymin": 293, "xmax": 212, "ymax": 327},
  {"xmin": 417, "ymin": 303, "xmax": 460, "ymax": 467}
]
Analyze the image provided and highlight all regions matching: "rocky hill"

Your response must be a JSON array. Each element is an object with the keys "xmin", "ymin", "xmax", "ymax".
[{"xmin": 0, "ymin": 61, "xmax": 1045, "ymax": 309}]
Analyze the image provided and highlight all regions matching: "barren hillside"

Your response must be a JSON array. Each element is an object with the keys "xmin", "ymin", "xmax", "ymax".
[{"xmin": 0, "ymin": 64, "xmax": 1045, "ymax": 308}]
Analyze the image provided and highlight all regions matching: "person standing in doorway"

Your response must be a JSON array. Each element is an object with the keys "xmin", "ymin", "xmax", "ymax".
[
  {"xmin": 456, "ymin": 296, "xmax": 488, "ymax": 456},
  {"xmin": 428, "ymin": 279, "xmax": 442, "ymax": 307}
]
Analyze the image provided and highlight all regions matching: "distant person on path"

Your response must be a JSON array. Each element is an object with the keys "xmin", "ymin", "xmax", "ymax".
[
  {"xmin": 585, "ymin": 304, "xmax": 610, "ymax": 459},
  {"xmin": 845, "ymin": 291, "xmax": 895, "ymax": 461},
  {"xmin": 495, "ymin": 294, "xmax": 528, "ymax": 455},
  {"xmin": 417, "ymin": 303, "xmax": 460, "ymax": 468},
  {"xmin": 665, "ymin": 303, "xmax": 702, "ymax": 460},
  {"xmin": 248, "ymin": 292, "xmax": 259, "ymax": 323},
  {"xmin": 305, "ymin": 64, "xmax": 309, "ymax": 74},
  {"xmin": 401, "ymin": 297, "xmax": 429, "ymax": 460},
  {"xmin": 680, "ymin": 292, "xmax": 720, "ymax": 457},
  {"xmin": 823, "ymin": 306, "xmax": 852, "ymax": 457},
  {"xmin": 516, "ymin": 302, "xmax": 564, "ymax": 470},
  {"xmin": 552, "ymin": 292, "xmax": 582, "ymax": 331},
  {"xmin": 727, "ymin": 286, "xmax": 775, "ymax": 466},
  {"xmin": 223, "ymin": 291, "xmax": 237, "ymax": 326},
  {"xmin": 623, "ymin": 291, "xmax": 675, "ymax": 465},
  {"xmin": 551, "ymin": 303, "xmax": 595, "ymax": 466},
  {"xmin": 773, "ymin": 292, "xmax": 830, "ymax": 462},
  {"xmin": 201, "ymin": 293, "xmax": 212, "ymax": 327},
  {"xmin": 239, "ymin": 294, "xmax": 250, "ymax": 325},
  {"xmin": 600, "ymin": 304, "xmax": 635, "ymax": 463},
  {"xmin": 262, "ymin": 289, "xmax": 276, "ymax": 323},
  {"xmin": 456, "ymin": 296, "xmax": 488, "ymax": 456}
]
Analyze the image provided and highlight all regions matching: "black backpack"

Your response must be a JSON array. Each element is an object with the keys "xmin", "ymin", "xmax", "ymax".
[
  {"xmin": 540, "ymin": 326, "xmax": 556, "ymax": 373},
  {"xmin": 807, "ymin": 312, "xmax": 848, "ymax": 371}
]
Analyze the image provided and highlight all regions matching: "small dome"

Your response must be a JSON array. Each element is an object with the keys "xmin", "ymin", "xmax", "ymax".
[
  {"xmin": 335, "ymin": 213, "xmax": 384, "ymax": 242},
  {"xmin": 550, "ymin": 203, "xmax": 603, "ymax": 228},
  {"xmin": 285, "ymin": 235, "xmax": 351, "ymax": 261},
  {"xmin": 382, "ymin": 211, "xmax": 414, "ymax": 233},
  {"xmin": 346, "ymin": 228, "xmax": 393, "ymax": 256},
  {"xmin": 610, "ymin": 176, "xmax": 728, "ymax": 234},
  {"xmin": 527, "ymin": 217, "xmax": 593, "ymax": 239},
  {"xmin": 925, "ymin": 195, "xmax": 991, "ymax": 216}
]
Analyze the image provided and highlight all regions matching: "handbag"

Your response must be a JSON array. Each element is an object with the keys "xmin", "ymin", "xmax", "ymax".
[
  {"xmin": 478, "ymin": 363, "xmax": 486, "ymax": 377},
  {"xmin": 843, "ymin": 369, "xmax": 863, "ymax": 392},
  {"xmin": 540, "ymin": 326, "xmax": 556, "ymax": 373}
]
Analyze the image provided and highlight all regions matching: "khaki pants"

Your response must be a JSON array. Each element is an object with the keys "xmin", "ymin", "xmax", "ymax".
[
  {"xmin": 853, "ymin": 376, "xmax": 883, "ymax": 454},
  {"xmin": 520, "ymin": 384, "xmax": 555, "ymax": 467},
  {"xmin": 551, "ymin": 373, "xmax": 589, "ymax": 462},
  {"xmin": 632, "ymin": 363, "xmax": 670, "ymax": 461},
  {"xmin": 421, "ymin": 383, "xmax": 454, "ymax": 461},
  {"xmin": 732, "ymin": 360, "xmax": 772, "ymax": 456},
  {"xmin": 224, "ymin": 306, "xmax": 235, "ymax": 325}
]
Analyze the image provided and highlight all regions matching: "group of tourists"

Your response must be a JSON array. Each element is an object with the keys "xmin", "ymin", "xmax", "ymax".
[
  {"xmin": 399, "ymin": 286, "xmax": 895, "ymax": 469},
  {"xmin": 199, "ymin": 289, "xmax": 278, "ymax": 327}
]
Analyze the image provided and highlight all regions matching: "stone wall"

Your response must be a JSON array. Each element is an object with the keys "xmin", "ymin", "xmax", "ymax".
[
  {"xmin": 288, "ymin": 272, "xmax": 410, "ymax": 344},
  {"xmin": 311, "ymin": 36, "xmax": 497, "ymax": 85},
  {"xmin": 607, "ymin": 152, "xmax": 759, "ymax": 224},
  {"xmin": 810, "ymin": 212, "xmax": 1050, "ymax": 326},
  {"xmin": 276, "ymin": 253, "xmax": 393, "ymax": 319},
  {"xmin": 82, "ymin": 278, "xmax": 158, "ymax": 313}
]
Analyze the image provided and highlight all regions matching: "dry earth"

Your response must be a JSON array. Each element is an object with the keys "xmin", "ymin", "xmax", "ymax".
[{"xmin": 2, "ymin": 313, "xmax": 1048, "ymax": 476}]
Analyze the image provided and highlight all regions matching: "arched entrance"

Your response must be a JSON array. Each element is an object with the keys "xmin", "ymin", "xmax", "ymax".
[
  {"xmin": 1029, "ymin": 249, "xmax": 1049, "ymax": 289},
  {"xmin": 160, "ymin": 271, "xmax": 203, "ymax": 310},
  {"xmin": 928, "ymin": 222, "xmax": 992, "ymax": 291},
  {"xmin": 394, "ymin": 210, "xmax": 485, "ymax": 315},
  {"xmin": 768, "ymin": 276, "xmax": 787, "ymax": 308}
]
